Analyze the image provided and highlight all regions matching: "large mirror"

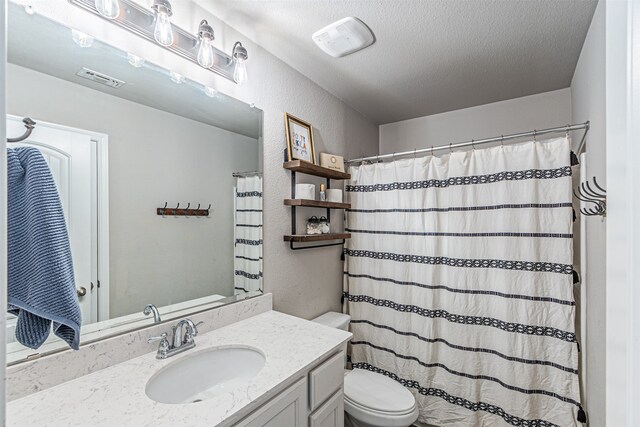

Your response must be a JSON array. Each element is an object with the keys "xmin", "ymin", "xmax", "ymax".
[{"xmin": 5, "ymin": 3, "xmax": 263, "ymax": 364}]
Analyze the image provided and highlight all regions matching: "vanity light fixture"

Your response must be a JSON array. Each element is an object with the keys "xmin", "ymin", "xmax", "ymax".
[
  {"xmin": 95, "ymin": 0, "xmax": 120, "ymax": 19},
  {"xmin": 232, "ymin": 42, "xmax": 248, "ymax": 84},
  {"xmin": 69, "ymin": 0, "xmax": 248, "ymax": 84},
  {"xmin": 71, "ymin": 29, "xmax": 94, "ymax": 48},
  {"xmin": 170, "ymin": 71, "xmax": 185, "ymax": 84},
  {"xmin": 127, "ymin": 52, "xmax": 145, "ymax": 68},
  {"xmin": 197, "ymin": 20, "xmax": 215, "ymax": 68},
  {"xmin": 152, "ymin": 0, "xmax": 174, "ymax": 46}
]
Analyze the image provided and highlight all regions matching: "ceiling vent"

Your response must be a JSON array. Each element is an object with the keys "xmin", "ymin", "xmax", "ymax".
[
  {"xmin": 312, "ymin": 17, "xmax": 375, "ymax": 58},
  {"xmin": 76, "ymin": 67, "xmax": 125, "ymax": 89}
]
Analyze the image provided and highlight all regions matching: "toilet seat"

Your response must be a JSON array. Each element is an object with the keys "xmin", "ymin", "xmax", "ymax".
[{"xmin": 344, "ymin": 369, "xmax": 419, "ymax": 427}]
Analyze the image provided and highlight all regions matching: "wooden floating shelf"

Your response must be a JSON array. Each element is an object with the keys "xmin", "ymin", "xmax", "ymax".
[
  {"xmin": 284, "ymin": 199, "xmax": 351, "ymax": 209},
  {"xmin": 283, "ymin": 160, "xmax": 351, "ymax": 180},
  {"xmin": 283, "ymin": 233, "xmax": 351, "ymax": 243}
]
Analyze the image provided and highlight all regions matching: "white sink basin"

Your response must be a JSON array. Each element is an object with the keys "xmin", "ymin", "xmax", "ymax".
[{"xmin": 145, "ymin": 346, "xmax": 266, "ymax": 404}]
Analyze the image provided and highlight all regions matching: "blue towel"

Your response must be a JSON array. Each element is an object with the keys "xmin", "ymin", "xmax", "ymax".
[{"xmin": 7, "ymin": 147, "xmax": 81, "ymax": 350}]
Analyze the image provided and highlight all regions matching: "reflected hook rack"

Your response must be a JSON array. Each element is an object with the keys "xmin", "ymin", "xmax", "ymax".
[{"xmin": 157, "ymin": 202, "xmax": 211, "ymax": 217}]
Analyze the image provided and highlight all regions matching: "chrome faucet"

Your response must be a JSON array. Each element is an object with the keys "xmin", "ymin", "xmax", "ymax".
[
  {"xmin": 171, "ymin": 318, "xmax": 200, "ymax": 348},
  {"xmin": 143, "ymin": 304, "xmax": 162, "ymax": 323},
  {"xmin": 148, "ymin": 318, "xmax": 203, "ymax": 359}
]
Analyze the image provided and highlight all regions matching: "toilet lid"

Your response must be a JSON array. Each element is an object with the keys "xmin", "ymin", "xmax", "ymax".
[{"xmin": 344, "ymin": 369, "xmax": 416, "ymax": 414}]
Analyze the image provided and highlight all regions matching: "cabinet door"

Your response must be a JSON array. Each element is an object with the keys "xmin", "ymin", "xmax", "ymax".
[
  {"xmin": 235, "ymin": 378, "xmax": 308, "ymax": 427},
  {"xmin": 309, "ymin": 389, "xmax": 344, "ymax": 427}
]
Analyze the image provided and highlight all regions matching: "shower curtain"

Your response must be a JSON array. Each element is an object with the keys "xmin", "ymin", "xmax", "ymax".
[
  {"xmin": 343, "ymin": 138, "xmax": 582, "ymax": 427},
  {"xmin": 233, "ymin": 175, "xmax": 263, "ymax": 294}
]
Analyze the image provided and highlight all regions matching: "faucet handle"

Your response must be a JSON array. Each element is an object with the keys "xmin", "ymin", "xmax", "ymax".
[
  {"xmin": 148, "ymin": 332, "xmax": 171, "ymax": 359},
  {"xmin": 147, "ymin": 332, "xmax": 168, "ymax": 343},
  {"xmin": 192, "ymin": 321, "xmax": 204, "ymax": 336},
  {"xmin": 183, "ymin": 321, "xmax": 204, "ymax": 344}
]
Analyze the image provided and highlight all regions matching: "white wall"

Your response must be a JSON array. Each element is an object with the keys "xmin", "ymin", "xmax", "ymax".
[
  {"xmin": 570, "ymin": 1, "xmax": 606, "ymax": 424},
  {"xmin": 6, "ymin": 63, "xmax": 259, "ymax": 319},
  {"xmin": 14, "ymin": 0, "xmax": 379, "ymax": 321},
  {"xmin": 379, "ymin": 88, "xmax": 571, "ymax": 154},
  {"xmin": 605, "ymin": 0, "xmax": 640, "ymax": 425}
]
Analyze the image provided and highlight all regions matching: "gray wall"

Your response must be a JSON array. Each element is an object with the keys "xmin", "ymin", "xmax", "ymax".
[
  {"xmin": 571, "ymin": 1, "xmax": 606, "ymax": 424},
  {"xmin": 25, "ymin": 1, "xmax": 380, "ymax": 321},
  {"xmin": 379, "ymin": 88, "xmax": 571, "ymax": 154},
  {"xmin": 7, "ymin": 63, "xmax": 259, "ymax": 318}
]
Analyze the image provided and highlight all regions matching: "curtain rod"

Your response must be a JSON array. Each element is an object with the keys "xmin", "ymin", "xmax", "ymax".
[
  {"xmin": 232, "ymin": 171, "xmax": 263, "ymax": 177},
  {"xmin": 346, "ymin": 121, "xmax": 590, "ymax": 164}
]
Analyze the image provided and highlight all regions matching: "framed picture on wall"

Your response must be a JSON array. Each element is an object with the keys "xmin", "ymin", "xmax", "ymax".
[{"xmin": 285, "ymin": 113, "xmax": 316, "ymax": 164}]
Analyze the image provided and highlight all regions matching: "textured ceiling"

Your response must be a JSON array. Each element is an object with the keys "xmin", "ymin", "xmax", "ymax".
[{"xmin": 195, "ymin": 0, "xmax": 597, "ymax": 124}]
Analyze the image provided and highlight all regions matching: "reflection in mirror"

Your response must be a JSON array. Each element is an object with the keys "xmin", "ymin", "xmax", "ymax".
[{"xmin": 5, "ymin": 3, "xmax": 263, "ymax": 364}]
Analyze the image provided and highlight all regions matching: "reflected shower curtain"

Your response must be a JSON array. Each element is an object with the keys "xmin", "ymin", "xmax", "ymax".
[
  {"xmin": 234, "ymin": 175, "xmax": 263, "ymax": 294},
  {"xmin": 343, "ymin": 138, "xmax": 582, "ymax": 427}
]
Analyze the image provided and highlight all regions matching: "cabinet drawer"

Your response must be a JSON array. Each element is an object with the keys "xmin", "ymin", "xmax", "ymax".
[
  {"xmin": 309, "ymin": 389, "xmax": 344, "ymax": 427},
  {"xmin": 309, "ymin": 351, "xmax": 344, "ymax": 411}
]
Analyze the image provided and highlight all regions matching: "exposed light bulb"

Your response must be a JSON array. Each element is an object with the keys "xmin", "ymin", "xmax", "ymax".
[
  {"xmin": 95, "ymin": 0, "xmax": 120, "ymax": 19},
  {"xmin": 127, "ymin": 53, "xmax": 145, "ymax": 68},
  {"xmin": 197, "ymin": 39, "xmax": 215, "ymax": 69},
  {"xmin": 24, "ymin": 5, "xmax": 35, "ymax": 15},
  {"xmin": 170, "ymin": 71, "xmax": 185, "ymax": 84},
  {"xmin": 71, "ymin": 29, "xmax": 94, "ymax": 48},
  {"xmin": 196, "ymin": 20, "xmax": 215, "ymax": 69},
  {"xmin": 153, "ymin": 9, "xmax": 173, "ymax": 46},
  {"xmin": 233, "ymin": 57, "xmax": 248, "ymax": 85},
  {"xmin": 204, "ymin": 87, "xmax": 217, "ymax": 97}
]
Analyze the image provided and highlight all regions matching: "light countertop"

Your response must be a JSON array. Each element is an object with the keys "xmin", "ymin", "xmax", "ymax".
[{"xmin": 7, "ymin": 310, "xmax": 352, "ymax": 427}]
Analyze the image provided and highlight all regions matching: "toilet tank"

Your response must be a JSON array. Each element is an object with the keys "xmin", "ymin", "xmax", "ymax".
[
  {"xmin": 312, "ymin": 312, "xmax": 351, "ymax": 331},
  {"xmin": 312, "ymin": 312, "xmax": 351, "ymax": 367}
]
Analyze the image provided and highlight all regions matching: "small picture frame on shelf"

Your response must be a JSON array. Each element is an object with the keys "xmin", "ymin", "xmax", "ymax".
[
  {"xmin": 319, "ymin": 153, "xmax": 345, "ymax": 172},
  {"xmin": 285, "ymin": 113, "xmax": 316, "ymax": 164}
]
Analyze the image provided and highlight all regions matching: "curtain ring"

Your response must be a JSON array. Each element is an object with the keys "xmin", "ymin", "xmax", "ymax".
[
  {"xmin": 471, "ymin": 139, "xmax": 475, "ymax": 151},
  {"xmin": 430, "ymin": 146, "xmax": 435, "ymax": 156},
  {"xmin": 500, "ymin": 135, "xmax": 504, "ymax": 147},
  {"xmin": 565, "ymin": 124, "xmax": 570, "ymax": 139},
  {"xmin": 449, "ymin": 143, "xmax": 453, "ymax": 154},
  {"xmin": 393, "ymin": 152, "xmax": 396, "ymax": 161},
  {"xmin": 414, "ymin": 148, "xmax": 417, "ymax": 158},
  {"xmin": 533, "ymin": 130, "xmax": 537, "ymax": 142}
]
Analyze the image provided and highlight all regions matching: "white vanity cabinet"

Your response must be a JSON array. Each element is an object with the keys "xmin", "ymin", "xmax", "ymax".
[
  {"xmin": 235, "ymin": 378, "xmax": 308, "ymax": 427},
  {"xmin": 235, "ymin": 351, "xmax": 345, "ymax": 427}
]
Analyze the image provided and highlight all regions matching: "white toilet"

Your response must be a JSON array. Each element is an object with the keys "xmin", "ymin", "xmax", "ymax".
[{"xmin": 312, "ymin": 312, "xmax": 419, "ymax": 427}]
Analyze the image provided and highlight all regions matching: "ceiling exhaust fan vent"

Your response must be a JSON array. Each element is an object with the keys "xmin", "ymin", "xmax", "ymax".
[
  {"xmin": 76, "ymin": 67, "xmax": 125, "ymax": 88},
  {"xmin": 312, "ymin": 17, "xmax": 375, "ymax": 58}
]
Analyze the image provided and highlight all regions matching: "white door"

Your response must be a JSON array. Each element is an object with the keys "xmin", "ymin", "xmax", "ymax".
[{"xmin": 6, "ymin": 116, "xmax": 98, "ymax": 327}]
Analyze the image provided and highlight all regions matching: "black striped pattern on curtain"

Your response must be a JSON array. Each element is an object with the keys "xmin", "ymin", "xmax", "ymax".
[
  {"xmin": 343, "ymin": 138, "xmax": 582, "ymax": 427},
  {"xmin": 234, "ymin": 176, "xmax": 263, "ymax": 294}
]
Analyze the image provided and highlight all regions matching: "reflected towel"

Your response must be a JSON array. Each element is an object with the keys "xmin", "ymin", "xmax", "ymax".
[{"xmin": 7, "ymin": 147, "xmax": 81, "ymax": 350}]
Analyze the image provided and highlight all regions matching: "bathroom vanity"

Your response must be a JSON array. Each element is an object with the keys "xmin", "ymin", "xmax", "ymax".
[{"xmin": 6, "ymin": 310, "xmax": 351, "ymax": 427}]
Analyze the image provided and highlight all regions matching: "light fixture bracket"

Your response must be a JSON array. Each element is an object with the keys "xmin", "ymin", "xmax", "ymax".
[
  {"xmin": 198, "ymin": 19, "xmax": 214, "ymax": 42},
  {"xmin": 69, "ymin": 0, "xmax": 240, "ymax": 83},
  {"xmin": 151, "ymin": 0, "xmax": 172, "ymax": 17},
  {"xmin": 233, "ymin": 41, "xmax": 248, "ymax": 61}
]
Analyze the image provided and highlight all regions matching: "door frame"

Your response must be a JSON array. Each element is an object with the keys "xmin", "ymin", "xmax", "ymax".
[{"xmin": 6, "ymin": 115, "xmax": 111, "ymax": 322}]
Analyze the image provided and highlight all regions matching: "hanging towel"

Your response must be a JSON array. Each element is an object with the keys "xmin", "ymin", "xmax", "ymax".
[{"xmin": 7, "ymin": 147, "xmax": 81, "ymax": 350}]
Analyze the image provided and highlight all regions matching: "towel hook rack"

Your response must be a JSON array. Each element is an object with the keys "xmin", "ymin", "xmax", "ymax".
[{"xmin": 574, "ymin": 176, "xmax": 606, "ymax": 217}]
